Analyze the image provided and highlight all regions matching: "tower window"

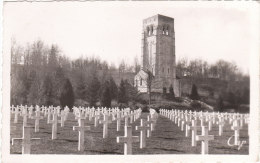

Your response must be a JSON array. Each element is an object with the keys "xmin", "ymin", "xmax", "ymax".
[
  {"xmin": 162, "ymin": 26, "xmax": 165, "ymax": 35},
  {"xmin": 140, "ymin": 79, "xmax": 142, "ymax": 86},
  {"xmin": 162, "ymin": 67, "xmax": 164, "ymax": 73},
  {"xmin": 151, "ymin": 26, "xmax": 153, "ymax": 35},
  {"xmin": 147, "ymin": 27, "xmax": 150, "ymax": 36},
  {"xmin": 168, "ymin": 68, "xmax": 170, "ymax": 74},
  {"xmin": 166, "ymin": 26, "xmax": 169, "ymax": 35}
]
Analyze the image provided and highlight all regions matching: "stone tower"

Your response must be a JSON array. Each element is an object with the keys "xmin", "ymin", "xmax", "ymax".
[{"xmin": 135, "ymin": 14, "xmax": 181, "ymax": 96}]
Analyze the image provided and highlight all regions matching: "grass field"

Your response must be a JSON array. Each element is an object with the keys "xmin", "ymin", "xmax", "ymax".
[{"xmin": 10, "ymin": 112, "xmax": 249, "ymax": 155}]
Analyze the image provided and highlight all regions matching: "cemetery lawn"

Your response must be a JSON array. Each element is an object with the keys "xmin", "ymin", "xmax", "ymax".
[{"xmin": 10, "ymin": 112, "xmax": 249, "ymax": 155}]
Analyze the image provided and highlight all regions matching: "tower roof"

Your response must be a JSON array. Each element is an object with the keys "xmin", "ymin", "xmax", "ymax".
[{"xmin": 143, "ymin": 14, "xmax": 174, "ymax": 22}]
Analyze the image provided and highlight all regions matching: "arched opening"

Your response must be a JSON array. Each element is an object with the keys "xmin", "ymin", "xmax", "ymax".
[
  {"xmin": 151, "ymin": 26, "xmax": 154, "ymax": 35},
  {"xmin": 162, "ymin": 26, "xmax": 165, "ymax": 35},
  {"xmin": 147, "ymin": 27, "xmax": 150, "ymax": 36},
  {"xmin": 166, "ymin": 26, "xmax": 169, "ymax": 35},
  {"xmin": 140, "ymin": 78, "xmax": 142, "ymax": 86}
]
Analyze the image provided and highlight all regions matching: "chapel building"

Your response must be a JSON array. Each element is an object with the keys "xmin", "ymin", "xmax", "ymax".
[{"xmin": 134, "ymin": 14, "xmax": 181, "ymax": 97}]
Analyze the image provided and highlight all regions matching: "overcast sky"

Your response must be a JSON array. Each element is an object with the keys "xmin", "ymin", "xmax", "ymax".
[{"xmin": 3, "ymin": 2, "xmax": 259, "ymax": 74}]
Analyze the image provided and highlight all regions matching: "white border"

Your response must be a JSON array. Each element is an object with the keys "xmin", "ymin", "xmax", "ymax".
[{"xmin": 1, "ymin": 1, "xmax": 260, "ymax": 163}]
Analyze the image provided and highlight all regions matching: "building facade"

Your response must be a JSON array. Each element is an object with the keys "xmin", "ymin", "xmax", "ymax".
[{"xmin": 135, "ymin": 14, "xmax": 181, "ymax": 97}]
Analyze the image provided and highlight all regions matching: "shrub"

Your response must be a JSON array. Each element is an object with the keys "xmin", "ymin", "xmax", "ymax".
[{"xmin": 190, "ymin": 84, "xmax": 200, "ymax": 100}]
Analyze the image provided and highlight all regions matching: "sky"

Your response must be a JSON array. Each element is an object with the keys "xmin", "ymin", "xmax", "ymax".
[{"xmin": 3, "ymin": 2, "xmax": 259, "ymax": 74}]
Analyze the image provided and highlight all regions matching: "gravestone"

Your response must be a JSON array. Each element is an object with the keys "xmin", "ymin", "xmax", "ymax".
[
  {"xmin": 93, "ymin": 111, "xmax": 100, "ymax": 127},
  {"xmin": 196, "ymin": 126, "xmax": 214, "ymax": 154},
  {"xmin": 231, "ymin": 119, "xmax": 242, "ymax": 146},
  {"xmin": 49, "ymin": 109, "xmax": 58, "ymax": 139},
  {"xmin": 12, "ymin": 126, "xmax": 40, "ymax": 154},
  {"xmin": 73, "ymin": 118, "xmax": 91, "ymax": 151},
  {"xmin": 135, "ymin": 119, "xmax": 150, "ymax": 148},
  {"xmin": 117, "ymin": 126, "xmax": 139, "ymax": 155},
  {"xmin": 58, "ymin": 110, "xmax": 66, "ymax": 127},
  {"xmin": 99, "ymin": 113, "xmax": 112, "ymax": 138},
  {"xmin": 190, "ymin": 119, "xmax": 200, "ymax": 146},
  {"xmin": 13, "ymin": 107, "xmax": 20, "ymax": 123},
  {"xmin": 144, "ymin": 116, "xmax": 152, "ymax": 138},
  {"xmin": 32, "ymin": 110, "xmax": 43, "ymax": 132},
  {"xmin": 217, "ymin": 116, "xmax": 225, "ymax": 136},
  {"xmin": 21, "ymin": 108, "xmax": 28, "ymax": 127}
]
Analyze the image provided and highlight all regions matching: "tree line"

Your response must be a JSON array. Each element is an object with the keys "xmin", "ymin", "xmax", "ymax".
[
  {"xmin": 11, "ymin": 39, "xmax": 138, "ymax": 109},
  {"xmin": 176, "ymin": 57, "xmax": 248, "ymax": 81},
  {"xmin": 11, "ymin": 39, "xmax": 249, "ymax": 111}
]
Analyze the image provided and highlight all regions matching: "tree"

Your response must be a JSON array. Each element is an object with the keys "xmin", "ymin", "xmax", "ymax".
[
  {"xmin": 48, "ymin": 45, "xmax": 59, "ymax": 69},
  {"xmin": 27, "ymin": 77, "xmax": 41, "ymax": 105},
  {"xmin": 168, "ymin": 84, "xmax": 175, "ymax": 100},
  {"xmin": 11, "ymin": 68, "xmax": 30, "ymax": 105},
  {"xmin": 100, "ymin": 80, "xmax": 112, "ymax": 107},
  {"xmin": 242, "ymin": 87, "xmax": 249, "ymax": 104},
  {"xmin": 86, "ymin": 70, "xmax": 100, "ymax": 107},
  {"xmin": 134, "ymin": 56, "xmax": 141, "ymax": 74},
  {"xmin": 124, "ymin": 79, "xmax": 138, "ymax": 102},
  {"xmin": 75, "ymin": 72, "xmax": 87, "ymax": 100},
  {"xmin": 118, "ymin": 79, "xmax": 128, "ymax": 104},
  {"xmin": 60, "ymin": 78, "xmax": 74, "ymax": 109},
  {"xmin": 216, "ymin": 96, "xmax": 224, "ymax": 112},
  {"xmin": 227, "ymin": 91, "xmax": 236, "ymax": 106},
  {"xmin": 190, "ymin": 84, "xmax": 200, "ymax": 100},
  {"xmin": 109, "ymin": 77, "xmax": 118, "ymax": 100},
  {"xmin": 39, "ymin": 75, "xmax": 54, "ymax": 106},
  {"xmin": 52, "ymin": 67, "xmax": 66, "ymax": 100}
]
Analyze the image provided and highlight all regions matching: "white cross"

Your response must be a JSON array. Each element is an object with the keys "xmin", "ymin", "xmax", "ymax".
[
  {"xmin": 115, "ymin": 111, "xmax": 123, "ymax": 131},
  {"xmin": 135, "ymin": 119, "xmax": 150, "ymax": 148},
  {"xmin": 58, "ymin": 110, "xmax": 66, "ymax": 127},
  {"xmin": 129, "ymin": 111, "xmax": 134, "ymax": 124},
  {"xmin": 144, "ymin": 115, "xmax": 152, "ymax": 138},
  {"xmin": 13, "ymin": 107, "xmax": 20, "ymax": 123},
  {"xmin": 21, "ymin": 108, "xmax": 29, "ymax": 127},
  {"xmin": 117, "ymin": 126, "xmax": 139, "ymax": 155},
  {"xmin": 49, "ymin": 109, "xmax": 58, "ymax": 140},
  {"xmin": 217, "ymin": 116, "xmax": 225, "ymax": 136},
  {"xmin": 12, "ymin": 126, "xmax": 40, "ymax": 154},
  {"xmin": 208, "ymin": 116, "xmax": 213, "ymax": 131},
  {"xmin": 73, "ymin": 118, "xmax": 91, "ymax": 151},
  {"xmin": 99, "ymin": 113, "xmax": 112, "ymax": 138},
  {"xmin": 93, "ymin": 111, "xmax": 101, "ymax": 127},
  {"xmin": 28, "ymin": 106, "xmax": 34, "ymax": 119},
  {"xmin": 150, "ymin": 113, "xmax": 157, "ymax": 131},
  {"xmin": 196, "ymin": 126, "xmax": 214, "ymax": 154},
  {"xmin": 124, "ymin": 112, "xmax": 131, "ymax": 127},
  {"xmin": 32, "ymin": 110, "xmax": 43, "ymax": 132},
  {"xmin": 47, "ymin": 108, "xmax": 52, "ymax": 124},
  {"xmin": 199, "ymin": 115, "xmax": 206, "ymax": 127},
  {"xmin": 190, "ymin": 119, "xmax": 200, "ymax": 146},
  {"xmin": 64, "ymin": 107, "xmax": 70, "ymax": 121},
  {"xmin": 231, "ymin": 119, "xmax": 242, "ymax": 145},
  {"xmin": 183, "ymin": 117, "xmax": 191, "ymax": 137},
  {"xmin": 177, "ymin": 112, "xmax": 183, "ymax": 127}
]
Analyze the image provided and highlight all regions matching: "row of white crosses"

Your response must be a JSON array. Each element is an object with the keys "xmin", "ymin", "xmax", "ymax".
[
  {"xmin": 159, "ymin": 109, "xmax": 249, "ymax": 154},
  {"xmin": 11, "ymin": 105, "xmax": 143, "ymax": 154},
  {"xmin": 117, "ymin": 108, "xmax": 159, "ymax": 155},
  {"xmin": 11, "ymin": 105, "xmax": 70, "ymax": 154},
  {"xmin": 72, "ymin": 106, "xmax": 143, "ymax": 152}
]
